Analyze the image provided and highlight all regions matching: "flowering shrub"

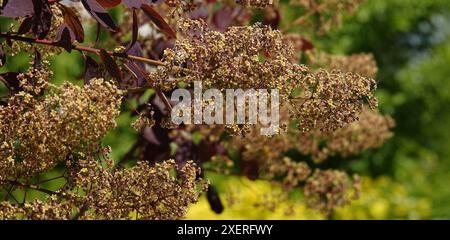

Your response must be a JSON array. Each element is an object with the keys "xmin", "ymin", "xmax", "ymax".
[{"xmin": 0, "ymin": 0, "xmax": 393, "ymax": 219}]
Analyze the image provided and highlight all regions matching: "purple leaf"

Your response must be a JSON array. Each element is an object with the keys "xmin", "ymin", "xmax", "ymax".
[
  {"xmin": 0, "ymin": 72, "xmax": 21, "ymax": 93},
  {"xmin": 123, "ymin": 0, "xmax": 144, "ymax": 9},
  {"xmin": 206, "ymin": 185, "xmax": 224, "ymax": 214},
  {"xmin": 33, "ymin": 49, "xmax": 42, "ymax": 69},
  {"xmin": 0, "ymin": 0, "xmax": 34, "ymax": 18},
  {"xmin": 212, "ymin": 6, "xmax": 233, "ymax": 32},
  {"xmin": 149, "ymin": 38, "xmax": 174, "ymax": 60},
  {"xmin": 141, "ymin": 3, "xmax": 176, "ymax": 39},
  {"xmin": 189, "ymin": 5, "xmax": 209, "ymax": 20},
  {"xmin": 95, "ymin": 0, "xmax": 121, "ymax": 8},
  {"xmin": 143, "ymin": 127, "xmax": 162, "ymax": 145},
  {"xmin": 125, "ymin": 9, "xmax": 139, "ymax": 52},
  {"xmin": 125, "ymin": 43, "xmax": 147, "ymax": 86},
  {"xmin": 54, "ymin": 25, "xmax": 74, "ymax": 53},
  {"xmin": 83, "ymin": 56, "xmax": 103, "ymax": 85},
  {"xmin": 99, "ymin": 49, "xmax": 122, "ymax": 81},
  {"xmin": 60, "ymin": 4, "xmax": 85, "ymax": 42},
  {"xmin": 81, "ymin": 0, "xmax": 118, "ymax": 32},
  {"xmin": 31, "ymin": 0, "xmax": 52, "ymax": 39},
  {"xmin": 17, "ymin": 17, "xmax": 33, "ymax": 35}
]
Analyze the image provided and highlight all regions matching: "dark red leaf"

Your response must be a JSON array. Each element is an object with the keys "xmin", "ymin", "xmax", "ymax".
[
  {"xmin": 125, "ymin": 43, "xmax": 147, "ymax": 86},
  {"xmin": 31, "ymin": 0, "xmax": 52, "ymax": 39},
  {"xmin": 148, "ymin": 37, "xmax": 174, "ymax": 60},
  {"xmin": 141, "ymin": 3, "xmax": 176, "ymax": 39},
  {"xmin": 54, "ymin": 25, "xmax": 74, "ymax": 52},
  {"xmin": 0, "ymin": 0, "xmax": 34, "ymax": 18},
  {"xmin": 142, "ymin": 125, "xmax": 170, "ymax": 163},
  {"xmin": 99, "ymin": 49, "xmax": 122, "ymax": 81},
  {"xmin": 143, "ymin": 127, "xmax": 162, "ymax": 145},
  {"xmin": 206, "ymin": 185, "xmax": 224, "ymax": 214},
  {"xmin": 17, "ymin": 17, "xmax": 33, "ymax": 35},
  {"xmin": 0, "ymin": 72, "xmax": 21, "ymax": 93},
  {"xmin": 33, "ymin": 49, "xmax": 42, "ymax": 69},
  {"xmin": 95, "ymin": 0, "xmax": 121, "ymax": 9},
  {"xmin": 81, "ymin": 0, "xmax": 119, "ymax": 32},
  {"xmin": 125, "ymin": 9, "xmax": 139, "ymax": 52},
  {"xmin": 60, "ymin": 4, "xmax": 85, "ymax": 42},
  {"xmin": 83, "ymin": 56, "xmax": 103, "ymax": 85}
]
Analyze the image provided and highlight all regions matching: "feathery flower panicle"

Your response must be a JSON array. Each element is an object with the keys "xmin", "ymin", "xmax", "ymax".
[
  {"xmin": 304, "ymin": 170, "xmax": 360, "ymax": 215},
  {"xmin": 17, "ymin": 66, "xmax": 51, "ymax": 95},
  {"xmin": 292, "ymin": 69, "xmax": 378, "ymax": 132},
  {"xmin": 228, "ymin": 106, "xmax": 392, "ymax": 189},
  {"xmin": 153, "ymin": 19, "xmax": 377, "ymax": 133},
  {"xmin": 0, "ymin": 156, "xmax": 204, "ymax": 220},
  {"xmin": 289, "ymin": 0, "xmax": 367, "ymax": 34},
  {"xmin": 297, "ymin": 107, "xmax": 395, "ymax": 162},
  {"xmin": 0, "ymin": 79, "xmax": 122, "ymax": 182},
  {"xmin": 308, "ymin": 52, "xmax": 379, "ymax": 78},
  {"xmin": 151, "ymin": 18, "xmax": 298, "ymax": 94},
  {"xmin": 66, "ymin": 158, "xmax": 205, "ymax": 220},
  {"xmin": 0, "ymin": 199, "xmax": 73, "ymax": 220}
]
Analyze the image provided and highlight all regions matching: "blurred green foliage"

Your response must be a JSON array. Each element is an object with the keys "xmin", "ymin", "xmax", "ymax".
[
  {"xmin": 1, "ymin": 0, "xmax": 450, "ymax": 219},
  {"xmin": 318, "ymin": 0, "xmax": 450, "ymax": 218}
]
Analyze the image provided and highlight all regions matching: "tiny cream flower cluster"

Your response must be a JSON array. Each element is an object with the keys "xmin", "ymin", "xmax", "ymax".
[
  {"xmin": 0, "ymin": 157, "xmax": 204, "ymax": 220},
  {"xmin": 152, "ymin": 19, "xmax": 377, "ymax": 133},
  {"xmin": 292, "ymin": 69, "xmax": 378, "ymax": 132},
  {"xmin": 0, "ymin": 79, "xmax": 122, "ymax": 183},
  {"xmin": 304, "ymin": 170, "xmax": 360, "ymax": 216},
  {"xmin": 17, "ymin": 66, "xmax": 52, "ymax": 95},
  {"xmin": 132, "ymin": 105, "xmax": 156, "ymax": 131},
  {"xmin": 309, "ymin": 52, "xmax": 379, "ymax": 78},
  {"xmin": 152, "ymin": 19, "xmax": 297, "ymax": 95},
  {"xmin": 66, "ymin": 158, "xmax": 205, "ymax": 220},
  {"xmin": 289, "ymin": 0, "xmax": 366, "ymax": 34},
  {"xmin": 297, "ymin": 107, "xmax": 395, "ymax": 162},
  {"xmin": 225, "ymin": 105, "xmax": 392, "ymax": 211}
]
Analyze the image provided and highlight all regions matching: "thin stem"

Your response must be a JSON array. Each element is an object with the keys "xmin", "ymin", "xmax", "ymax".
[
  {"xmin": 156, "ymin": 89, "xmax": 173, "ymax": 113},
  {"xmin": 0, "ymin": 33, "xmax": 165, "ymax": 66},
  {"xmin": 8, "ymin": 180, "xmax": 58, "ymax": 196},
  {"xmin": 125, "ymin": 86, "xmax": 151, "ymax": 93},
  {"xmin": 35, "ymin": 175, "xmax": 66, "ymax": 185},
  {"xmin": 2, "ymin": 183, "xmax": 16, "ymax": 201}
]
